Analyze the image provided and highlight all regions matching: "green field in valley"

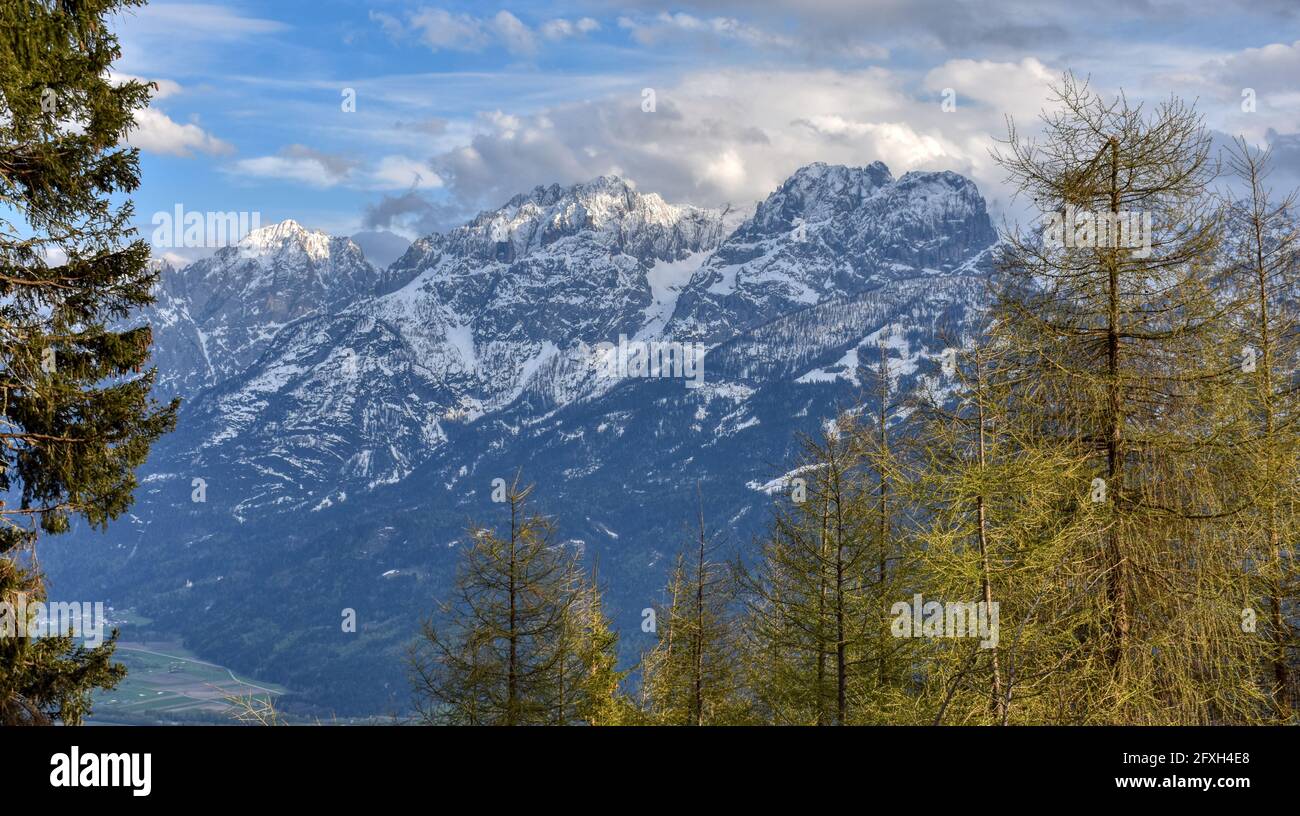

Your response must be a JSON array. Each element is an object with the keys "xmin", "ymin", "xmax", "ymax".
[{"xmin": 91, "ymin": 638, "xmax": 287, "ymax": 725}]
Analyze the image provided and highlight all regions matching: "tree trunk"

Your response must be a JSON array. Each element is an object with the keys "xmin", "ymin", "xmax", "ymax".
[{"xmin": 1103, "ymin": 137, "xmax": 1130, "ymax": 679}]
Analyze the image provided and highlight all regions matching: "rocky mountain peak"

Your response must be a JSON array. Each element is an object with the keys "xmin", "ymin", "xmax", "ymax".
[
  {"xmin": 748, "ymin": 161, "xmax": 895, "ymax": 234},
  {"xmin": 236, "ymin": 218, "xmax": 336, "ymax": 264}
]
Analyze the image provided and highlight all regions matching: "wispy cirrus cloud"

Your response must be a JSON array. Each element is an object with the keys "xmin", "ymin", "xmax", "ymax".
[
  {"xmin": 616, "ymin": 11, "xmax": 887, "ymax": 59},
  {"xmin": 120, "ymin": 2, "xmax": 287, "ymax": 39},
  {"xmin": 113, "ymin": 2, "xmax": 290, "ymax": 78}
]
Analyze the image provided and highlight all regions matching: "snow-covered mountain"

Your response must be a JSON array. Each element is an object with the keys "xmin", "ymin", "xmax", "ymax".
[
  {"xmin": 147, "ymin": 220, "xmax": 381, "ymax": 399},
  {"xmin": 147, "ymin": 176, "xmax": 733, "ymax": 508},
  {"xmin": 47, "ymin": 162, "xmax": 1000, "ymax": 716},
  {"xmin": 667, "ymin": 161, "xmax": 996, "ymax": 343}
]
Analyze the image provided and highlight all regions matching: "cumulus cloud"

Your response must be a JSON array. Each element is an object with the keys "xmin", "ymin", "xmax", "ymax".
[
  {"xmin": 127, "ymin": 108, "xmax": 232, "ymax": 157},
  {"xmin": 922, "ymin": 57, "xmax": 1059, "ymax": 122},
  {"xmin": 369, "ymin": 155, "xmax": 445, "ymax": 191},
  {"xmin": 791, "ymin": 116, "xmax": 954, "ymax": 166},
  {"xmin": 541, "ymin": 18, "xmax": 601, "ymax": 40},
  {"xmin": 232, "ymin": 152, "xmax": 349, "ymax": 188},
  {"xmin": 1198, "ymin": 40, "xmax": 1300, "ymax": 135},
  {"xmin": 1206, "ymin": 39, "xmax": 1300, "ymax": 93},
  {"xmin": 110, "ymin": 73, "xmax": 231, "ymax": 157},
  {"xmin": 407, "ymin": 49, "xmax": 1288, "ymax": 229},
  {"xmin": 369, "ymin": 10, "xmax": 407, "ymax": 41},
  {"xmin": 398, "ymin": 8, "xmax": 491, "ymax": 51},
  {"xmin": 429, "ymin": 66, "xmax": 1059, "ymax": 223},
  {"xmin": 491, "ymin": 11, "xmax": 537, "ymax": 55},
  {"xmin": 110, "ymin": 72, "xmax": 184, "ymax": 100},
  {"xmin": 1118, "ymin": 39, "xmax": 1300, "ymax": 144},
  {"xmin": 281, "ymin": 145, "xmax": 359, "ymax": 179}
]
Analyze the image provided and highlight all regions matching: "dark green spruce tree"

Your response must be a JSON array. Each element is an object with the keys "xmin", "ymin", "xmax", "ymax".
[{"xmin": 0, "ymin": 0, "xmax": 178, "ymax": 725}]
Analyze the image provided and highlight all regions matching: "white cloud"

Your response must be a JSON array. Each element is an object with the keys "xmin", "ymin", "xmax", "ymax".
[
  {"xmin": 541, "ymin": 17, "xmax": 600, "ymax": 40},
  {"xmin": 491, "ymin": 11, "xmax": 537, "ymax": 55},
  {"xmin": 369, "ymin": 11, "xmax": 406, "ymax": 41},
  {"xmin": 623, "ymin": 12, "xmax": 790, "ymax": 49},
  {"xmin": 232, "ymin": 154, "xmax": 343, "ymax": 187},
  {"xmin": 432, "ymin": 67, "xmax": 1040, "ymax": 221},
  {"xmin": 618, "ymin": 11, "xmax": 886, "ymax": 59},
  {"xmin": 409, "ymin": 8, "xmax": 490, "ymax": 51},
  {"xmin": 109, "ymin": 72, "xmax": 184, "ymax": 100},
  {"xmin": 110, "ymin": 73, "xmax": 230, "ymax": 157},
  {"xmin": 123, "ymin": 3, "xmax": 287, "ymax": 40},
  {"xmin": 482, "ymin": 110, "xmax": 522, "ymax": 137},
  {"xmin": 793, "ymin": 116, "xmax": 953, "ymax": 166},
  {"xmin": 1096, "ymin": 39, "xmax": 1300, "ymax": 144},
  {"xmin": 228, "ymin": 146, "xmax": 442, "ymax": 192},
  {"xmin": 1189, "ymin": 40, "xmax": 1300, "ymax": 138},
  {"xmin": 381, "ymin": 7, "xmax": 543, "ymax": 55},
  {"xmin": 127, "ymin": 108, "xmax": 232, "ymax": 157},
  {"xmin": 368, "ymin": 156, "xmax": 445, "ymax": 191},
  {"xmin": 701, "ymin": 149, "xmax": 747, "ymax": 194},
  {"xmin": 922, "ymin": 57, "xmax": 1059, "ymax": 122},
  {"xmin": 114, "ymin": 3, "xmax": 288, "ymax": 76},
  {"xmin": 1214, "ymin": 39, "xmax": 1300, "ymax": 92},
  {"xmin": 605, "ymin": 0, "xmax": 1171, "ymax": 51}
]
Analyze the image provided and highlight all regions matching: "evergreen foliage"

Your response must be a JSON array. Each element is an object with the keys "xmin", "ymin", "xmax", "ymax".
[{"xmin": 0, "ymin": 0, "xmax": 177, "ymax": 726}]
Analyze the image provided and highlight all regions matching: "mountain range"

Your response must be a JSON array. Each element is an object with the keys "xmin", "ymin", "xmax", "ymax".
[{"xmin": 45, "ymin": 161, "xmax": 1001, "ymax": 716}]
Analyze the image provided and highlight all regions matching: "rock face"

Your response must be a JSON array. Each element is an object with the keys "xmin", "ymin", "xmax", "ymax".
[
  {"xmin": 147, "ymin": 220, "xmax": 381, "ymax": 399},
  {"xmin": 46, "ymin": 162, "xmax": 1001, "ymax": 717},
  {"xmin": 665, "ymin": 162, "xmax": 995, "ymax": 344}
]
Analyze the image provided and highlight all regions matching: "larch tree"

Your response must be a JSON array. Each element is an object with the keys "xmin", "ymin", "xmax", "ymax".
[
  {"xmin": 552, "ymin": 564, "xmax": 629, "ymax": 726},
  {"xmin": 1220, "ymin": 137, "xmax": 1300, "ymax": 719},
  {"xmin": 408, "ymin": 477, "xmax": 609, "ymax": 725},
  {"xmin": 740, "ymin": 418, "xmax": 874, "ymax": 725},
  {"xmin": 990, "ymin": 75, "xmax": 1265, "ymax": 722},
  {"xmin": 856, "ymin": 339, "xmax": 916, "ymax": 717},
  {"xmin": 905, "ymin": 338, "xmax": 1097, "ymax": 724},
  {"xmin": 640, "ymin": 498, "xmax": 748, "ymax": 725}
]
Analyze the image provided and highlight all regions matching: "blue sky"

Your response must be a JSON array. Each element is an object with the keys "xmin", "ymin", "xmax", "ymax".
[{"xmin": 112, "ymin": 1, "xmax": 1300, "ymax": 265}]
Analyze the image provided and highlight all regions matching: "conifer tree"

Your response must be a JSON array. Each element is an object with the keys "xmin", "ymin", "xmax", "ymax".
[
  {"xmin": 857, "ymin": 340, "xmax": 915, "ymax": 714},
  {"xmin": 1220, "ymin": 138, "xmax": 1300, "ymax": 718},
  {"xmin": 553, "ymin": 566, "xmax": 629, "ymax": 725},
  {"xmin": 905, "ymin": 340, "xmax": 1096, "ymax": 724},
  {"xmin": 641, "ymin": 499, "xmax": 748, "ymax": 724},
  {"xmin": 990, "ymin": 75, "xmax": 1264, "ymax": 721},
  {"xmin": 0, "ymin": 0, "xmax": 177, "ymax": 725},
  {"xmin": 740, "ymin": 416, "xmax": 878, "ymax": 724},
  {"xmin": 408, "ymin": 476, "xmax": 626, "ymax": 725}
]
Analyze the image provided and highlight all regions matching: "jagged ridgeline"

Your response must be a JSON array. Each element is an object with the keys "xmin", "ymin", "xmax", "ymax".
[{"xmin": 43, "ymin": 162, "xmax": 999, "ymax": 716}]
